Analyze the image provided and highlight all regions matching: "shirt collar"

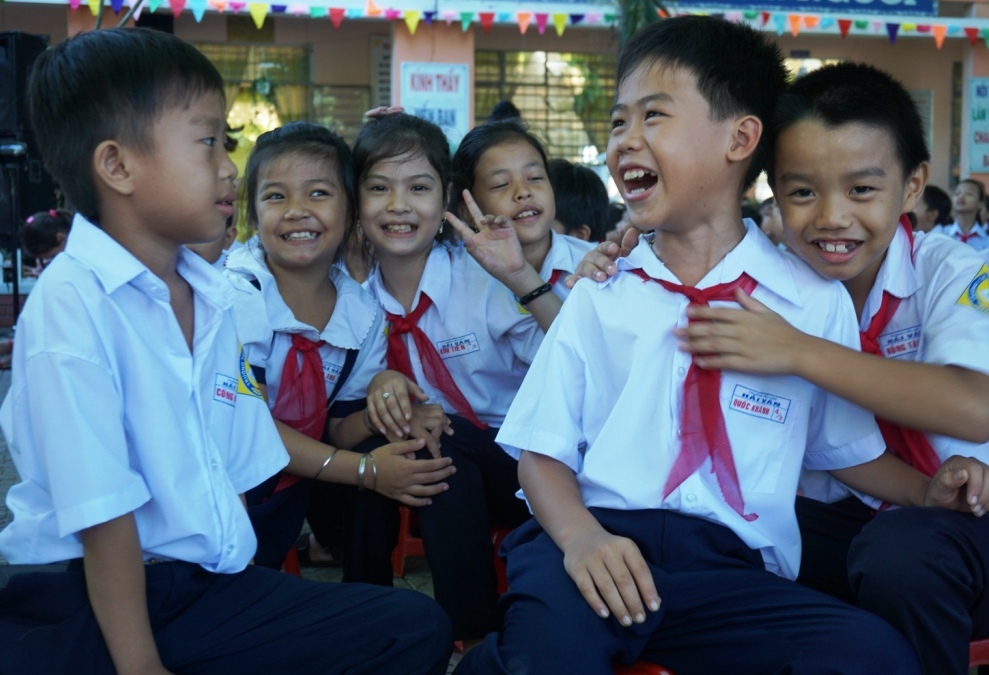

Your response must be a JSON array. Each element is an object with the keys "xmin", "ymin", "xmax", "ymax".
[
  {"xmin": 65, "ymin": 214, "xmax": 235, "ymax": 308},
  {"xmin": 539, "ymin": 230, "xmax": 582, "ymax": 280},
  {"xmin": 615, "ymin": 219, "xmax": 803, "ymax": 306},
  {"xmin": 369, "ymin": 243, "xmax": 452, "ymax": 323},
  {"xmin": 860, "ymin": 223, "xmax": 920, "ymax": 327}
]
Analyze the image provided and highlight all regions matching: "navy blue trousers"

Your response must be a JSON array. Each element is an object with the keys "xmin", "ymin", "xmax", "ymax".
[
  {"xmin": 456, "ymin": 508, "xmax": 921, "ymax": 675},
  {"xmin": 0, "ymin": 561, "xmax": 451, "ymax": 675},
  {"xmin": 414, "ymin": 415, "xmax": 531, "ymax": 641}
]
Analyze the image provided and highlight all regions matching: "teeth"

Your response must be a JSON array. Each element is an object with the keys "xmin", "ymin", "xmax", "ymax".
[
  {"xmin": 628, "ymin": 186, "xmax": 648, "ymax": 195},
  {"xmin": 384, "ymin": 224, "xmax": 414, "ymax": 233},
  {"xmin": 818, "ymin": 241, "xmax": 855, "ymax": 253},
  {"xmin": 284, "ymin": 232, "xmax": 318, "ymax": 241},
  {"xmin": 623, "ymin": 168, "xmax": 656, "ymax": 181},
  {"xmin": 515, "ymin": 210, "xmax": 538, "ymax": 219}
]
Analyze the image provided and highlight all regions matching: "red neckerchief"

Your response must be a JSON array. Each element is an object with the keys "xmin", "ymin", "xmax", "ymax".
[
  {"xmin": 386, "ymin": 293, "xmax": 487, "ymax": 429},
  {"xmin": 272, "ymin": 333, "xmax": 328, "ymax": 491},
  {"xmin": 631, "ymin": 268, "xmax": 759, "ymax": 521}
]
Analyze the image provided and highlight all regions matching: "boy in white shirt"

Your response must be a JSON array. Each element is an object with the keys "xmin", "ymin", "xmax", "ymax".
[
  {"xmin": 456, "ymin": 17, "xmax": 980, "ymax": 674},
  {"xmin": 0, "ymin": 28, "xmax": 451, "ymax": 675}
]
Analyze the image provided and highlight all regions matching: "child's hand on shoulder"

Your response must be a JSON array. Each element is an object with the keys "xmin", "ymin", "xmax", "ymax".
[
  {"xmin": 561, "ymin": 525, "xmax": 660, "ymax": 628},
  {"xmin": 445, "ymin": 190, "xmax": 528, "ymax": 285},
  {"xmin": 675, "ymin": 288, "xmax": 807, "ymax": 375},
  {"xmin": 564, "ymin": 227, "xmax": 638, "ymax": 288},
  {"xmin": 925, "ymin": 455, "xmax": 989, "ymax": 516}
]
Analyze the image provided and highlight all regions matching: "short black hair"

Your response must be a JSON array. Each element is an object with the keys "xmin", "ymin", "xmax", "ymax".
[
  {"xmin": 450, "ymin": 119, "xmax": 550, "ymax": 217},
  {"xmin": 21, "ymin": 209, "xmax": 72, "ymax": 258},
  {"xmin": 768, "ymin": 62, "xmax": 930, "ymax": 185},
  {"xmin": 547, "ymin": 159, "xmax": 609, "ymax": 242},
  {"xmin": 616, "ymin": 16, "xmax": 787, "ymax": 188},
  {"xmin": 922, "ymin": 185, "xmax": 952, "ymax": 226},
  {"xmin": 243, "ymin": 122, "xmax": 357, "ymax": 251},
  {"xmin": 488, "ymin": 100, "xmax": 522, "ymax": 123},
  {"xmin": 28, "ymin": 28, "xmax": 224, "ymax": 222}
]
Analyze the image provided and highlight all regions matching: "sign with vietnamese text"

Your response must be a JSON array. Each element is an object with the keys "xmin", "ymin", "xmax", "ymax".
[
  {"xmin": 969, "ymin": 78, "xmax": 989, "ymax": 174},
  {"xmin": 400, "ymin": 62, "xmax": 470, "ymax": 150}
]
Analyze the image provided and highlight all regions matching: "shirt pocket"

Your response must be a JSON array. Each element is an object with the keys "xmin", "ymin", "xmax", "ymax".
[{"xmin": 719, "ymin": 381, "xmax": 802, "ymax": 495}]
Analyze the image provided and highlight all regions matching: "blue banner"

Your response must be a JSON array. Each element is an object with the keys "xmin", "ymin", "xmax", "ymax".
[{"xmin": 676, "ymin": 0, "xmax": 936, "ymax": 17}]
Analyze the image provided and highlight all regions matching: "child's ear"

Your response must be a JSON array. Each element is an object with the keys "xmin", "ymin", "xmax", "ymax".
[
  {"xmin": 727, "ymin": 115, "xmax": 763, "ymax": 163},
  {"xmin": 92, "ymin": 140, "xmax": 137, "ymax": 197},
  {"xmin": 900, "ymin": 162, "xmax": 929, "ymax": 213}
]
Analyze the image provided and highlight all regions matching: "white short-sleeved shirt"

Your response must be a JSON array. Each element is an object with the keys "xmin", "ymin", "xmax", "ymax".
[
  {"xmin": 497, "ymin": 222, "xmax": 885, "ymax": 579},
  {"xmin": 540, "ymin": 231, "xmax": 595, "ymax": 301},
  {"xmin": 800, "ymin": 225, "xmax": 989, "ymax": 504},
  {"xmin": 933, "ymin": 222, "xmax": 989, "ymax": 251},
  {"xmin": 224, "ymin": 242, "xmax": 387, "ymax": 419},
  {"xmin": 0, "ymin": 216, "xmax": 288, "ymax": 571},
  {"xmin": 367, "ymin": 243, "xmax": 544, "ymax": 427}
]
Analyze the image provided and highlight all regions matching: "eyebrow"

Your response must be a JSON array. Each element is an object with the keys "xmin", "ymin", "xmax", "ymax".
[
  {"xmin": 778, "ymin": 167, "xmax": 888, "ymax": 183},
  {"xmin": 189, "ymin": 116, "xmax": 226, "ymax": 130},
  {"xmin": 364, "ymin": 173, "xmax": 437, "ymax": 182},
  {"xmin": 486, "ymin": 161, "xmax": 544, "ymax": 177},
  {"xmin": 610, "ymin": 92, "xmax": 674, "ymax": 117}
]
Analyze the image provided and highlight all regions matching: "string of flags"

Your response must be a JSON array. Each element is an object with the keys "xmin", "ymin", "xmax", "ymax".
[{"xmin": 64, "ymin": 0, "xmax": 989, "ymax": 47}]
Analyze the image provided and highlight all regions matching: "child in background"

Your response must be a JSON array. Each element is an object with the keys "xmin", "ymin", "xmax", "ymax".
[
  {"xmin": 186, "ymin": 215, "xmax": 238, "ymax": 268},
  {"xmin": 457, "ymin": 17, "xmax": 975, "ymax": 674},
  {"xmin": 939, "ymin": 178, "xmax": 989, "ymax": 250},
  {"xmin": 912, "ymin": 184, "xmax": 952, "ymax": 233},
  {"xmin": 547, "ymin": 158, "xmax": 610, "ymax": 242},
  {"xmin": 224, "ymin": 121, "xmax": 455, "ymax": 582},
  {"xmin": 667, "ymin": 62, "xmax": 989, "ymax": 675},
  {"xmin": 21, "ymin": 208, "xmax": 72, "ymax": 274},
  {"xmin": 354, "ymin": 112, "xmax": 545, "ymax": 648},
  {"xmin": 449, "ymin": 119, "xmax": 593, "ymax": 306},
  {"xmin": 0, "ymin": 28, "xmax": 452, "ymax": 675}
]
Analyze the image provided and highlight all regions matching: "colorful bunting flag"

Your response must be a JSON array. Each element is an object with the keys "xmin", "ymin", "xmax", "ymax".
[
  {"xmin": 169, "ymin": 0, "xmax": 185, "ymax": 15},
  {"xmin": 788, "ymin": 14, "xmax": 800, "ymax": 36},
  {"xmin": 423, "ymin": 10, "xmax": 434, "ymax": 23},
  {"xmin": 111, "ymin": 0, "xmax": 124, "ymax": 13},
  {"xmin": 460, "ymin": 11, "xmax": 473, "ymax": 31},
  {"xmin": 916, "ymin": 24, "xmax": 930, "ymax": 32},
  {"xmin": 933, "ymin": 24, "xmax": 947, "ymax": 48},
  {"xmin": 819, "ymin": 17, "xmax": 834, "ymax": 29},
  {"xmin": 772, "ymin": 13, "xmax": 787, "ymax": 35},
  {"xmin": 190, "ymin": 0, "xmax": 206, "ymax": 20},
  {"xmin": 854, "ymin": 20, "xmax": 868, "ymax": 30},
  {"xmin": 535, "ymin": 12, "xmax": 548, "ymax": 34},
  {"xmin": 553, "ymin": 13, "xmax": 567, "ymax": 36},
  {"xmin": 209, "ymin": 0, "xmax": 227, "ymax": 10},
  {"xmin": 308, "ymin": 6, "xmax": 325, "ymax": 17},
  {"xmin": 365, "ymin": 0, "xmax": 381, "ymax": 16},
  {"xmin": 249, "ymin": 2, "xmax": 268, "ymax": 28},
  {"xmin": 87, "ymin": 0, "xmax": 100, "ymax": 14},
  {"xmin": 983, "ymin": 28, "xmax": 989, "ymax": 47},
  {"xmin": 384, "ymin": 9, "xmax": 401, "ymax": 20},
  {"xmin": 329, "ymin": 7, "xmax": 344, "ymax": 27},
  {"xmin": 404, "ymin": 9, "xmax": 420, "ymax": 33},
  {"xmin": 517, "ymin": 11, "xmax": 531, "ymax": 34},
  {"xmin": 228, "ymin": 1, "xmax": 245, "ymax": 11},
  {"xmin": 68, "ymin": 0, "xmax": 81, "ymax": 10},
  {"xmin": 479, "ymin": 12, "xmax": 494, "ymax": 33},
  {"xmin": 760, "ymin": 11, "xmax": 770, "ymax": 26},
  {"xmin": 570, "ymin": 14, "xmax": 584, "ymax": 26},
  {"xmin": 586, "ymin": 13, "xmax": 602, "ymax": 25},
  {"xmin": 838, "ymin": 18, "xmax": 852, "ymax": 38},
  {"xmin": 886, "ymin": 22, "xmax": 898, "ymax": 43},
  {"xmin": 902, "ymin": 23, "xmax": 915, "ymax": 31},
  {"xmin": 271, "ymin": 5, "xmax": 286, "ymax": 13}
]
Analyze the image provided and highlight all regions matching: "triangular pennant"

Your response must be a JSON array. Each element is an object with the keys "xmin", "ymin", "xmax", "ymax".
[
  {"xmin": 517, "ymin": 11, "xmax": 531, "ymax": 34},
  {"xmin": 497, "ymin": 12, "xmax": 511, "ymax": 23},
  {"xmin": 552, "ymin": 13, "xmax": 567, "ymax": 36},
  {"xmin": 948, "ymin": 26, "xmax": 960, "ymax": 35},
  {"xmin": 604, "ymin": 13, "xmax": 617, "ymax": 24},
  {"xmin": 460, "ymin": 11, "xmax": 473, "ymax": 31},
  {"xmin": 586, "ymin": 12, "xmax": 601, "ymax": 24},
  {"xmin": 803, "ymin": 15, "xmax": 819, "ymax": 28},
  {"xmin": 271, "ymin": 4, "xmax": 286, "ymax": 12},
  {"xmin": 423, "ymin": 10, "xmax": 434, "ymax": 23},
  {"xmin": 147, "ymin": 0, "xmax": 164, "ymax": 10},
  {"xmin": 169, "ymin": 0, "xmax": 185, "ymax": 15},
  {"xmin": 570, "ymin": 13, "xmax": 584, "ymax": 25},
  {"xmin": 87, "ymin": 0, "xmax": 100, "ymax": 15},
  {"xmin": 309, "ymin": 6, "xmax": 326, "ymax": 17},
  {"xmin": 772, "ymin": 13, "xmax": 787, "ymax": 35},
  {"xmin": 886, "ymin": 22, "xmax": 899, "ymax": 44},
  {"xmin": 385, "ymin": 9, "xmax": 401, "ymax": 20},
  {"xmin": 743, "ymin": 10, "xmax": 758, "ymax": 19},
  {"xmin": 479, "ymin": 12, "xmax": 494, "ymax": 32},
  {"xmin": 916, "ymin": 24, "xmax": 930, "ymax": 33},
  {"xmin": 111, "ymin": 0, "xmax": 124, "ymax": 13},
  {"xmin": 228, "ymin": 1, "xmax": 245, "ymax": 11},
  {"xmin": 365, "ymin": 0, "xmax": 381, "ymax": 16},
  {"xmin": 441, "ymin": 10, "xmax": 457, "ymax": 24},
  {"xmin": 535, "ymin": 13, "xmax": 548, "ymax": 34},
  {"xmin": 289, "ymin": 4, "xmax": 308, "ymax": 15},
  {"xmin": 838, "ymin": 18, "xmax": 852, "ymax": 38},
  {"xmin": 933, "ymin": 24, "xmax": 947, "ymax": 48},
  {"xmin": 872, "ymin": 21, "xmax": 882, "ymax": 32},
  {"xmin": 854, "ymin": 20, "xmax": 868, "ymax": 30},
  {"xmin": 760, "ymin": 11, "xmax": 770, "ymax": 25},
  {"xmin": 788, "ymin": 14, "xmax": 800, "ymax": 37},
  {"xmin": 190, "ymin": 0, "xmax": 206, "ymax": 20},
  {"xmin": 69, "ymin": 0, "xmax": 81, "ymax": 10},
  {"xmin": 329, "ymin": 7, "xmax": 344, "ymax": 26},
  {"xmin": 965, "ymin": 27, "xmax": 979, "ymax": 45},
  {"xmin": 982, "ymin": 28, "xmax": 989, "ymax": 48},
  {"xmin": 819, "ymin": 18, "xmax": 834, "ymax": 29},
  {"xmin": 404, "ymin": 9, "xmax": 421, "ymax": 34},
  {"xmin": 209, "ymin": 0, "xmax": 227, "ymax": 10},
  {"xmin": 347, "ymin": 7, "xmax": 361, "ymax": 18},
  {"xmin": 249, "ymin": 2, "xmax": 268, "ymax": 28}
]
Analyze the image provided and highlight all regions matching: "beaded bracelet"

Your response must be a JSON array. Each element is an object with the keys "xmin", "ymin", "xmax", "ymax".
[
  {"xmin": 518, "ymin": 283, "xmax": 553, "ymax": 306},
  {"xmin": 313, "ymin": 449, "xmax": 337, "ymax": 480}
]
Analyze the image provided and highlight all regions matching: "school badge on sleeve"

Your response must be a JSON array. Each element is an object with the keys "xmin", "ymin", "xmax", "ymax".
[
  {"xmin": 957, "ymin": 263, "xmax": 989, "ymax": 314},
  {"xmin": 237, "ymin": 345, "xmax": 264, "ymax": 399}
]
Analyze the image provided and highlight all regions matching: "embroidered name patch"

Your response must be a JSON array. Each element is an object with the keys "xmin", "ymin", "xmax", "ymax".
[
  {"xmin": 237, "ymin": 347, "xmax": 264, "ymax": 399},
  {"xmin": 436, "ymin": 334, "xmax": 480, "ymax": 359},
  {"xmin": 957, "ymin": 263, "xmax": 989, "ymax": 314},
  {"xmin": 214, "ymin": 374, "xmax": 237, "ymax": 406},
  {"xmin": 729, "ymin": 385, "xmax": 791, "ymax": 424},
  {"xmin": 323, "ymin": 361, "xmax": 342, "ymax": 384},
  {"xmin": 878, "ymin": 325, "xmax": 921, "ymax": 359}
]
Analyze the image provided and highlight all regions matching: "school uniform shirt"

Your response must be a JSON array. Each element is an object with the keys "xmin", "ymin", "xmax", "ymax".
[
  {"xmin": 224, "ymin": 242, "xmax": 386, "ymax": 418},
  {"xmin": 367, "ymin": 243, "xmax": 544, "ymax": 427},
  {"xmin": 800, "ymin": 224, "xmax": 989, "ymax": 505},
  {"xmin": 497, "ymin": 221, "xmax": 885, "ymax": 580},
  {"xmin": 541, "ymin": 230, "xmax": 595, "ymax": 301},
  {"xmin": 933, "ymin": 221, "xmax": 989, "ymax": 251},
  {"xmin": 0, "ymin": 216, "xmax": 287, "ymax": 572}
]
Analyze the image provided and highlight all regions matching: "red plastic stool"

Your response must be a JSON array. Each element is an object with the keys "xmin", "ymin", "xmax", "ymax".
[
  {"xmin": 281, "ymin": 545, "xmax": 301, "ymax": 577},
  {"xmin": 391, "ymin": 505, "xmax": 426, "ymax": 577},
  {"xmin": 613, "ymin": 664, "xmax": 674, "ymax": 675},
  {"xmin": 971, "ymin": 638, "xmax": 989, "ymax": 667}
]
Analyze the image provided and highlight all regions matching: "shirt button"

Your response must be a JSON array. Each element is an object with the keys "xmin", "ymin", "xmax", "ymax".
[
  {"xmin": 685, "ymin": 493, "xmax": 697, "ymax": 503},
  {"xmin": 226, "ymin": 545, "xmax": 234, "ymax": 554},
  {"xmin": 676, "ymin": 428, "xmax": 682, "ymax": 437},
  {"xmin": 678, "ymin": 366, "xmax": 686, "ymax": 376}
]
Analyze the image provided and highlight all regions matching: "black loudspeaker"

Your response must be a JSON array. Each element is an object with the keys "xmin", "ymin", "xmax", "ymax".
[
  {"xmin": 0, "ymin": 32, "xmax": 49, "ymax": 136},
  {"xmin": 0, "ymin": 132, "xmax": 55, "ymax": 250}
]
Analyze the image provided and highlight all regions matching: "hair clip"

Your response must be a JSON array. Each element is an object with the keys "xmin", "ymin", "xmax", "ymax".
[{"xmin": 48, "ymin": 209, "xmax": 57, "ymax": 218}]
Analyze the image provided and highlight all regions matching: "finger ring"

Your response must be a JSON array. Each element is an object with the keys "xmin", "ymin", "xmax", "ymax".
[{"xmin": 382, "ymin": 392, "xmax": 393, "ymax": 399}]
